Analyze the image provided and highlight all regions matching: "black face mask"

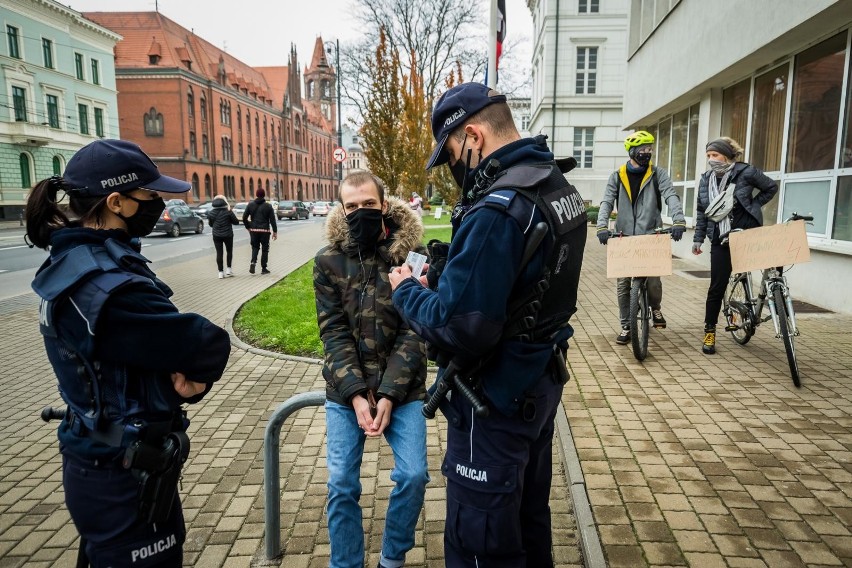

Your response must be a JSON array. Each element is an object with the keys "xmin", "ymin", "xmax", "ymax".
[
  {"xmin": 346, "ymin": 207, "xmax": 384, "ymax": 248},
  {"xmin": 633, "ymin": 152, "xmax": 652, "ymax": 167},
  {"xmin": 449, "ymin": 135, "xmax": 474, "ymax": 191},
  {"xmin": 118, "ymin": 194, "xmax": 165, "ymax": 238}
]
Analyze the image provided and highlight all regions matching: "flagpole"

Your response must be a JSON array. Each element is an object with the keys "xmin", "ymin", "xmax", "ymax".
[{"xmin": 487, "ymin": 0, "xmax": 498, "ymax": 88}]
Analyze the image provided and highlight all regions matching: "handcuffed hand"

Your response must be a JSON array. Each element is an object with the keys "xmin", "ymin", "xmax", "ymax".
[
  {"xmin": 692, "ymin": 242, "xmax": 702, "ymax": 255},
  {"xmin": 671, "ymin": 225, "xmax": 685, "ymax": 242}
]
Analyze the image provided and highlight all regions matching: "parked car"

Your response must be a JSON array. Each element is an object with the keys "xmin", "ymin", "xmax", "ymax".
[
  {"xmin": 191, "ymin": 201, "xmax": 215, "ymax": 219},
  {"xmin": 312, "ymin": 201, "xmax": 332, "ymax": 216},
  {"xmin": 151, "ymin": 202, "xmax": 204, "ymax": 237},
  {"xmin": 277, "ymin": 200, "xmax": 310, "ymax": 220},
  {"xmin": 232, "ymin": 202, "xmax": 249, "ymax": 221},
  {"xmin": 166, "ymin": 198, "xmax": 187, "ymax": 206}
]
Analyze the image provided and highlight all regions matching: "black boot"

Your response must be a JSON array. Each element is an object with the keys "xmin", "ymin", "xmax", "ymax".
[{"xmin": 702, "ymin": 325, "xmax": 716, "ymax": 355}]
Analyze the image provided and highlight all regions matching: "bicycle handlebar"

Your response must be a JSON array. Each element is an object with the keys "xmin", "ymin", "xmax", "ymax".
[
  {"xmin": 607, "ymin": 227, "xmax": 673, "ymax": 238},
  {"xmin": 786, "ymin": 212, "xmax": 814, "ymax": 222}
]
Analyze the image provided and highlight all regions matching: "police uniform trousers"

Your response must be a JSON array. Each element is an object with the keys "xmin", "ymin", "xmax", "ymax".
[
  {"xmin": 62, "ymin": 451, "xmax": 185, "ymax": 567},
  {"xmin": 441, "ymin": 373, "xmax": 564, "ymax": 568}
]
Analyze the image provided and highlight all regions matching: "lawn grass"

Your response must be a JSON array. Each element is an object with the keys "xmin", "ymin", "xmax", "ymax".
[{"xmin": 233, "ymin": 226, "xmax": 453, "ymax": 356}]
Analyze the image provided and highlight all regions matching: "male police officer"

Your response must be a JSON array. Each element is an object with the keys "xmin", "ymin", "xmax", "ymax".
[{"xmin": 389, "ymin": 83, "xmax": 586, "ymax": 567}]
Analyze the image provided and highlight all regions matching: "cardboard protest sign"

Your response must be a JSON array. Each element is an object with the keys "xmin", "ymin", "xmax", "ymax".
[
  {"xmin": 606, "ymin": 233, "xmax": 673, "ymax": 278},
  {"xmin": 729, "ymin": 220, "xmax": 811, "ymax": 273}
]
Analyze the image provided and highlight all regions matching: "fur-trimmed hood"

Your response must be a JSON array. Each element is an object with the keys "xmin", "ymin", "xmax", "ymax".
[{"xmin": 325, "ymin": 196, "xmax": 424, "ymax": 264}]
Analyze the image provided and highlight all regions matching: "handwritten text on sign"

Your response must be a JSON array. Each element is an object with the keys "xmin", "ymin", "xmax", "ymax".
[
  {"xmin": 606, "ymin": 233, "xmax": 673, "ymax": 278},
  {"xmin": 728, "ymin": 220, "xmax": 811, "ymax": 273}
]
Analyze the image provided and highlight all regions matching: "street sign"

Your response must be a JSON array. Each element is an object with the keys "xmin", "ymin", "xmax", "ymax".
[{"xmin": 332, "ymin": 147, "xmax": 347, "ymax": 163}]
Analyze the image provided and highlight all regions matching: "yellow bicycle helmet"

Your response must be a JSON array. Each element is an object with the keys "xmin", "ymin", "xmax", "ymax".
[{"xmin": 624, "ymin": 130, "xmax": 655, "ymax": 152}]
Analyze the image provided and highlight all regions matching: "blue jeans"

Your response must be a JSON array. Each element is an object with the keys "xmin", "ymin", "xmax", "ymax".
[{"xmin": 325, "ymin": 400, "xmax": 429, "ymax": 568}]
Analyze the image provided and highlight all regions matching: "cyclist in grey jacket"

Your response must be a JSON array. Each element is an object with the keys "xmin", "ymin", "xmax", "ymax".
[{"xmin": 596, "ymin": 131, "xmax": 686, "ymax": 345}]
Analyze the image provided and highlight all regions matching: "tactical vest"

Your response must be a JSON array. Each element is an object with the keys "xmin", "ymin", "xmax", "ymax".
[
  {"xmin": 469, "ymin": 162, "xmax": 587, "ymax": 342},
  {"xmin": 32, "ymin": 239, "xmax": 180, "ymax": 447}
]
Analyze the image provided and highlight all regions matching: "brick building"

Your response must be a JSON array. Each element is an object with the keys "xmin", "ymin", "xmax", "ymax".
[{"xmin": 82, "ymin": 11, "xmax": 337, "ymax": 205}]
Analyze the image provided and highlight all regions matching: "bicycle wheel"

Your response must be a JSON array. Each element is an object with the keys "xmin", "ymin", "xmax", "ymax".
[
  {"xmin": 630, "ymin": 279, "xmax": 649, "ymax": 361},
  {"xmin": 773, "ymin": 286, "xmax": 800, "ymax": 388},
  {"xmin": 726, "ymin": 276, "xmax": 753, "ymax": 345}
]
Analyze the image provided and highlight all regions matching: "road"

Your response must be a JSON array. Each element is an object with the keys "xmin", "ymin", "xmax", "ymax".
[{"xmin": 0, "ymin": 216, "xmax": 322, "ymax": 301}]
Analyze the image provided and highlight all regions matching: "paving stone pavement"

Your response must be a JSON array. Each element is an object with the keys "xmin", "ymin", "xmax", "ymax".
[
  {"xmin": 568, "ymin": 230, "xmax": 852, "ymax": 567},
  {"xmin": 0, "ymin": 222, "xmax": 581, "ymax": 568}
]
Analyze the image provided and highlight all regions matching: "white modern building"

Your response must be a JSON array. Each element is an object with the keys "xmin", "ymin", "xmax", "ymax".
[
  {"xmin": 527, "ymin": 0, "xmax": 629, "ymax": 204},
  {"xmin": 0, "ymin": 0, "xmax": 120, "ymax": 220},
  {"xmin": 624, "ymin": 0, "xmax": 852, "ymax": 313}
]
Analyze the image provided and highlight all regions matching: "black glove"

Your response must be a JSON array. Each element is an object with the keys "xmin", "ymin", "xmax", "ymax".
[
  {"xmin": 597, "ymin": 230, "xmax": 609, "ymax": 245},
  {"xmin": 671, "ymin": 225, "xmax": 685, "ymax": 242},
  {"xmin": 426, "ymin": 239, "xmax": 450, "ymax": 291}
]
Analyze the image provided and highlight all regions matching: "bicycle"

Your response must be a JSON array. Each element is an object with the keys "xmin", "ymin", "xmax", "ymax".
[
  {"xmin": 608, "ymin": 228, "xmax": 673, "ymax": 361},
  {"xmin": 721, "ymin": 213, "xmax": 813, "ymax": 387}
]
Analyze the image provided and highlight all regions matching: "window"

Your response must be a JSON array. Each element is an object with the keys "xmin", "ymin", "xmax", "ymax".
[
  {"xmin": 721, "ymin": 78, "xmax": 750, "ymax": 151},
  {"xmin": 578, "ymin": 0, "xmax": 599, "ymax": 13},
  {"xmin": 52, "ymin": 155, "xmax": 62, "ymax": 176},
  {"xmin": 238, "ymin": 142, "xmax": 243, "ymax": 164},
  {"xmin": 750, "ymin": 66, "xmax": 787, "ymax": 172},
  {"xmin": 200, "ymin": 95, "xmax": 207, "ymax": 122},
  {"xmin": 46, "ymin": 94, "xmax": 59, "ymax": 128},
  {"xmin": 521, "ymin": 115, "xmax": 530, "ymax": 131},
  {"xmin": 91, "ymin": 59, "xmax": 100, "ymax": 85},
  {"xmin": 94, "ymin": 108, "xmax": 105, "ymax": 137},
  {"xmin": 202, "ymin": 134, "xmax": 209, "ymax": 159},
  {"xmin": 575, "ymin": 47, "xmax": 597, "ymax": 95},
  {"xmin": 7, "ymin": 26, "xmax": 20, "ymax": 59},
  {"xmin": 257, "ymin": 147, "xmax": 261, "ymax": 165},
  {"xmin": 187, "ymin": 87, "xmax": 194, "ymax": 117},
  {"xmin": 572, "ymin": 128, "xmax": 594, "ymax": 168},
  {"xmin": 204, "ymin": 174, "xmax": 211, "ymax": 196},
  {"xmin": 12, "ymin": 86, "xmax": 27, "ymax": 122},
  {"xmin": 19, "ymin": 153, "xmax": 32, "ymax": 188},
  {"xmin": 143, "ymin": 107, "xmax": 163, "ymax": 136},
  {"xmin": 787, "ymin": 32, "xmax": 846, "ymax": 173},
  {"xmin": 42, "ymin": 38, "xmax": 54, "ymax": 68},
  {"xmin": 75, "ymin": 53, "xmax": 84, "ymax": 80},
  {"xmin": 192, "ymin": 174, "xmax": 200, "ymax": 197},
  {"xmin": 78, "ymin": 104, "xmax": 89, "ymax": 134},
  {"xmin": 248, "ymin": 144, "xmax": 253, "ymax": 165},
  {"xmin": 834, "ymin": 177, "xmax": 852, "ymax": 241},
  {"xmin": 189, "ymin": 133, "xmax": 197, "ymax": 157}
]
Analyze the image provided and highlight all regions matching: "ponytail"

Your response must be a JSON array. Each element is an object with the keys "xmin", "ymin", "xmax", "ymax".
[
  {"xmin": 25, "ymin": 177, "xmax": 69, "ymax": 249},
  {"xmin": 25, "ymin": 176, "xmax": 109, "ymax": 249}
]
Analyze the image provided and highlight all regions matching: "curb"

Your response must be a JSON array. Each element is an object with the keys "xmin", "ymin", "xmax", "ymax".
[{"xmin": 555, "ymin": 406, "xmax": 607, "ymax": 568}]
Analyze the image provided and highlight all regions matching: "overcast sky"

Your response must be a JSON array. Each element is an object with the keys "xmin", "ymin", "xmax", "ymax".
[{"xmin": 62, "ymin": 0, "xmax": 533, "ymax": 72}]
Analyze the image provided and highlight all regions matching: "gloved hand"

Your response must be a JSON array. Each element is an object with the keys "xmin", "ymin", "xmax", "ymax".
[
  {"xmin": 692, "ymin": 242, "xmax": 702, "ymax": 255},
  {"xmin": 671, "ymin": 225, "xmax": 685, "ymax": 242},
  {"xmin": 597, "ymin": 230, "xmax": 609, "ymax": 245},
  {"xmin": 426, "ymin": 239, "xmax": 450, "ymax": 290}
]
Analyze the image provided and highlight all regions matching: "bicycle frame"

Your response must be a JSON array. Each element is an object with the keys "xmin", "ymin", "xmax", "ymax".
[{"xmin": 732, "ymin": 267, "xmax": 799, "ymax": 338}]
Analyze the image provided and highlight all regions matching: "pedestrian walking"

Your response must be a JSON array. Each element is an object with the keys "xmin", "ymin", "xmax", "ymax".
[
  {"xmin": 26, "ymin": 139, "xmax": 230, "ymax": 567},
  {"xmin": 206, "ymin": 194, "xmax": 239, "ymax": 278},
  {"xmin": 409, "ymin": 192, "xmax": 423, "ymax": 217},
  {"xmin": 693, "ymin": 137, "xmax": 778, "ymax": 354},
  {"xmin": 596, "ymin": 131, "xmax": 686, "ymax": 345},
  {"xmin": 243, "ymin": 188, "xmax": 277, "ymax": 274},
  {"xmin": 315, "ymin": 171, "xmax": 429, "ymax": 568},
  {"xmin": 389, "ymin": 82, "xmax": 586, "ymax": 567}
]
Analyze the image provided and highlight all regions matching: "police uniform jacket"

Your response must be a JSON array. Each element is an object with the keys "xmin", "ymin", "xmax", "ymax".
[
  {"xmin": 694, "ymin": 162, "xmax": 778, "ymax": 244},
  {"xmin": 392, "ymin": 138, "xmax": 586, "ymax": 415},
  {"xmin": 33, "ymin": 228, "xmax": 230, "ymax": 460},
  {"xmin": 314, "ymin": 198, "xmax": 427, "ymax": 407}
]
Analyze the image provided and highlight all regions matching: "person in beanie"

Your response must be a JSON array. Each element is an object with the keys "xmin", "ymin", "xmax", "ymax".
[
  {"xmin": 390, "ymin": 82, "xmax": 586, "ymax": 567},
  {"xmin": 693, "ymin": 137, "xmax": 778, "ymax": 354},
  {"xmin": 26, "ymin": 139, "xmax": 230, "ymax": 566},
  {"xmin": 205, "ymin": 194, "xmax": 240, "ymax": 278},
  {"xmin": 243, "ymin": 188, "xmax": 277, "ymax": 274},
  {"xmin": 315, "ymin": 171, "xmax": 428, "ymax": 568},
  {"xmin": 596, "ymin": 130, "xmax": 686, "ymax": 345}
]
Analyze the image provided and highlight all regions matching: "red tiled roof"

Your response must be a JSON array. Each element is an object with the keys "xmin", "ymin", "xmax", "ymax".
[{"xmin": 257, "ymin": 66, "xmax": 289, "ymax": 108}]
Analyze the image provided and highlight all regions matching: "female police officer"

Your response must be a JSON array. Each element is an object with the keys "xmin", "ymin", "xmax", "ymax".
[{"xmin": 27, "ymin": 139, "xmax": 230, "ymax": 566}]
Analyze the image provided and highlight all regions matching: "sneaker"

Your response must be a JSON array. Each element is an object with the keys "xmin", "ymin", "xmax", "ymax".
[
  {"xmin": 702, "ymin": 326, "xmax": 716, "ymax": 354},
  {"xmin": 616, "ymin": 327, "xmax": 630, "ymax": 345},
  {"xmin": 225, "ymin": 267, "xmax": 233, "ymax": 277},
  {"xmin": 218, "ymin": 271, "xmax": 224, "ymax": 279},
  {"xmin": 652, "ymin": 309, "xmax": 667, "ymax": 329},
  {"xmin": 249, "ymin": 263, "xmax": 256, "ymax": 274},
  {"xmin": 261, "ymin": 268, "xmax": 271, "ymax": 275}
]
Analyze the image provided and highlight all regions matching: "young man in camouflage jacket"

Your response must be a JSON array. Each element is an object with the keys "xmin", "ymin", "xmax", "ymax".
[{"xmin": 313, "ymin": 171, "xmax": 429, "ymax": 568}]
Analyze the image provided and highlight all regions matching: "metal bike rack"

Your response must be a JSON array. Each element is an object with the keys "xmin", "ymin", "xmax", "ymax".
[{"xmin": 263, "ymin": 390, "xmax": 326, "ymax": 560}]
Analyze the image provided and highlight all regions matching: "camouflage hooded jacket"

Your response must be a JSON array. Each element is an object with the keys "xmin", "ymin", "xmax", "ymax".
[{"xmin": 314, "ymin": 197, "xmax": 427, "ymax": 407}]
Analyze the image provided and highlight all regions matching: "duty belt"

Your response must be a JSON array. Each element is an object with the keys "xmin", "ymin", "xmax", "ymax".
[{"xmin": 65, "ymin": 409, "xmax": 185, "ymax": 448}]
